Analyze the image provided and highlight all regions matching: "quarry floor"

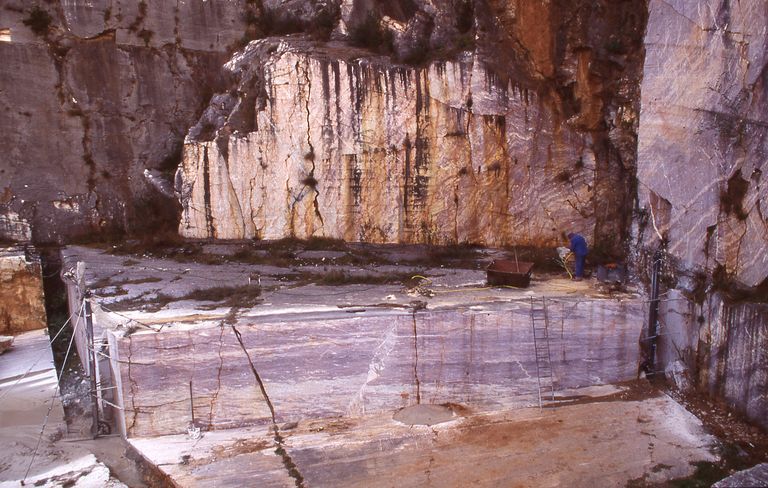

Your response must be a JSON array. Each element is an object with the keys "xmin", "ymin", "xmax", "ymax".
[
  {"xmin": 3, "ymin": 240, "xmax": 767, "ymax": 486},
  {"xmin": 130, "ymin": 382, "xmax": 719, "ymax": 488},
  {"xmin": 62, "ymin": 240, "xmax": 632, "ymax": 330}
]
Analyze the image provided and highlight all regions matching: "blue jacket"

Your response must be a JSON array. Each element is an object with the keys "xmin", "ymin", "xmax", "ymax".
[{"xmin": 569, "ymin": 233, "xmax": 588, "ymax": 256}]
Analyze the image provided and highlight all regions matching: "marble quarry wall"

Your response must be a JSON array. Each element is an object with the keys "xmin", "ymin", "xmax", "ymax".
[
  {"xmin": 636, "ymin": 0, "xmax": 768, "ymax": 428},
  {"xmin": 0, "ymin": 248, "xmax": 47, "ymax": 335},
  {"xmin": 105, "ymin": 298, "xmax": 644, "ymax": 438},
  {"xmin": 2, "ymin": 0, "xmax": 647, "ymax": 254},
  {"xmin": 699, "ymin": 299, "xmax": 768, "ymax": 430},
  {"xmin": 0, "ymin": 0, "xmax": 248, "ymax": 243},
  {"xmin": 654, "ymin": 292, "xmax": 768, "ymax": 431},
  {"xmin": 178, "ymin": 43, "xmax": 597, "ymax": 248},
  {"xmin": 173, "ymin": 0, "xmax": 646, "ymax": 255},
  {"xmin": 637, "ymin": 0, "xmax": 768, "ymax": 289}
]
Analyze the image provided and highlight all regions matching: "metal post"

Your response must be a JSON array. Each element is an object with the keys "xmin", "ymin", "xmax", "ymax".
[
  {"xmin": 189, "ymin": 380, "xmax": 195, "ymax": 427},
  {"xmin": 646, "ymin": 251, "xmax": 662, "ymax": 377},
  {"xmin": 83, "ymin": 299, "xmax": 101, "ymax": 438}
]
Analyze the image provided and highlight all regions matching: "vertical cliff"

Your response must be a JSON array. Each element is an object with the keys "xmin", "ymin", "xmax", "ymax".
[
  {"xmin": 0, "ymin": 1, "xmax": 647, "ymax": 252},
  {"xmin": 0, "ymin": 248, "xmax": 47, "ymax": 335},
  {"xmin": 637, "ymin": 0, "xmax": 768, "ymax": 289},
  {"xmin": 637, "ymin": 0, "xmax": 768, "ymax": 428},
  {"xmin": 178, "ymin": 41, "xmax": 599, "ymax": 247},
  {"xmin": 0, "ymin": 0, "xmax": 248, "ymax": 243},
  {"xmin": 178, "ymin": 0, "xmax": 647, "ymax": 254}
]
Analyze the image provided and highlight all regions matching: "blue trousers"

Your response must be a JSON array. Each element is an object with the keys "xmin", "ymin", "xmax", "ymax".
[{"xmin": 574, "ymin": 254, "xmax": 586, "ymax": 278}]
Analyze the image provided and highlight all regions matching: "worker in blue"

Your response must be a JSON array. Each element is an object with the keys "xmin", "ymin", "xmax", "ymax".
[{"xmin": 567, "ymin": 232, "xmax": 588, "ymax": 281}]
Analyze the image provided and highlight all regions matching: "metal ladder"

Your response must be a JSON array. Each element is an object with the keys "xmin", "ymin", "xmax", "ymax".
[{"xmin": 530, "ymin": 297, "xmax": 555, "ymax": 408}]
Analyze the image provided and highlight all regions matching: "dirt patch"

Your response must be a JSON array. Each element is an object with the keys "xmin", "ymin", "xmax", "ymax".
[
  {"xmin": 206, "ymin": 438, "xmax": 272, "ymax": 461},
  {"xmin": 625, "ymin": 381, "xmax": 768, "ymax": 487},
  {"xmin": 109, "ymin": 284, "xmax": 262, "ymax": 312},
  {"xmin": 181, "ymin": 285, "xmax": 262, "ymax": 308},
  {"xmin": 94, "ymin": 239, "xmax": 520, "ymax": 271},
  {"xmin": 300, "ymin": 270, "xmax": 425, "ymax": 287},
  {"xmin": 553, "ymin": 379, "xmax": 662, "ymax": 407},
  {"xmin": 393, "ymin": 404, "xmax": 456, "ymax": 426},
  {"xmin": 307, "ymin": 418, "xmax": 356, "ymax": 435}
]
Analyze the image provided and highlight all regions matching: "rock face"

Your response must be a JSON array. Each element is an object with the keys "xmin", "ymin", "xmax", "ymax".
[
  {"xmin": 713, "ymin": 463, "xmax": 768, "ymax": 488},
  {"xmin": 699, "ymin": 298, "xmax": 768, "ymax": 430},
  {"xmin": 636, "ymin": 0, "xmax": 768, "ymax": 429},
  {"xmin": 0, "ymin": 336, "xmax": 13, "ymax": 354},
  {"xmin": 175, "ymin": 1, "xmax": 646, "ymax": 254},
  {"xmin": 0, "ymin": 1, "xmax": 646, "ymax": 250},
  {"xmin": 179, "ymin": 41, "xmax": 597, "ymax": 247},
  {"xmin": 0, "ymin": 248, "xmax": 47, "ymax": 335},
  {"xmin": 655, "ymin": 291, "xmax": 768, "ymax": 430},
  {"xmin": 108, "ymin": 300, "xmax": 643, "ymax": 438},
  {"xmin": 637, "ymin": 0, "xmax": 768, "ymax": 288},
  {"xmin": 0, "ymin": 1, "xmax": 248, "ymax": 244}
]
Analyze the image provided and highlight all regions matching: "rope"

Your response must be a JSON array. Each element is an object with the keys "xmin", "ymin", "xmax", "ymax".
[
  {"xmin": 92, "ymin": 301, "xmax": 164, "ymax": 332},
  {"xmin": 22, "ymin": 299, "xmax": 83, "ymax": 484},
  {"xmin": 0, "ymin": 300, "xmax": 84, "ymax": 404}
]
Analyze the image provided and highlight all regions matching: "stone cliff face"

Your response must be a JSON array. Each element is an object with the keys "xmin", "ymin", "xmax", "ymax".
[
  {"xmin": 108, "ymin": 302, "xmax": 642, "ymax": 437},
  {"xmin": 178, "ymin": 41, "xmax": 598, "ymax": 247},
  {"xmin": 177, "ymin": 1, "xmax": 646, "ymax": 255},
  {"xmin": 637, "ymin": 0, "xmax": 768, "ymax": 289},
  {"xmin": 0, "ymin": 249, "xmax": 47, "ymax": 335},
  {"xmin": 1, "ymin": 1, "xmax": 646, "ymax": 252},
  {"xmin": 637, "ymin": 0, "xmax": 768, "ymax": 429},
  {"xmin": 0, "ymin": 0, "xmax": 248, "ymax": 244}
]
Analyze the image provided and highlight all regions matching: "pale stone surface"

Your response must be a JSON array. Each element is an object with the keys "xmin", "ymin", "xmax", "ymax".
[
  {"xmin": 637, "ymin": 0, "xmax": 768, "ymax": 287},
  {"xmin": 0, "ymin": 248, "xmax": 47, "ymax": 335},
  {"xmin": 699, "ymin": 296, "xmax": 768, "ymax": 430},
  {"xmin": 129, "ymin": 389, "xmax": 718, "ymax": 487},
  {"xmin": 713, "ymin": 463, "xmax": 768, "ymax": 488},
  {"xmin": 178, "ymin": 39, "xmax": 598, "ymax": 246},
  {"xmin": 0, "ymin": 330, "xmax": 127, "ymax": 488},
  {"xmin": 651, "ymin": 289, "xmax": 768, "ymax": 431},
  {"xmin": 109, "ymin": 298, "xmax": 642, "ymax": 438},
  {"xmin": 59, "ymin": 244, "xmax": 644, "ymax": 438}
]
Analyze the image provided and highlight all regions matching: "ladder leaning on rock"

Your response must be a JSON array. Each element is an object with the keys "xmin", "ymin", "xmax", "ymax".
[{"xmin": 530, "ymin": 297, "xmax": 555, "ymax": 409}]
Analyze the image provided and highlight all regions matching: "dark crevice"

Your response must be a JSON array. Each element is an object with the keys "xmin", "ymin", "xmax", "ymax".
[
  {"xmin": 411, "ymin": 312, "xmax": 421, "ymax": 404},
  {"xmin": 39, "ymin": 247, "xmax": 75, "ymax": 375},
  {"xmin": 207, "ymin": 324, "xmax": 226, "ymax": 430},
  {"xmin": 230, "ymin": 324, "xmax": 305, "ymax": 488},
  {"xmin": 202, "ymin": 146, "xmax": 215, "ymax": 238}
]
